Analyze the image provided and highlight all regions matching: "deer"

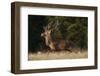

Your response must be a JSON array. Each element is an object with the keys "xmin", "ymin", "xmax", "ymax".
[{"xmin": 41, "ymin": 25, "xmax": 72, "ymax": 52}]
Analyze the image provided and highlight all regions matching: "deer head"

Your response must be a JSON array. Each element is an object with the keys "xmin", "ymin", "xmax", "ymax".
[
  {"xmin": 41, "ymin": 25, "xmax": 56, "ymax": 50},
  {"xmin": 41, "ymin": 25, "xmax": 52, "ymax": 45}
]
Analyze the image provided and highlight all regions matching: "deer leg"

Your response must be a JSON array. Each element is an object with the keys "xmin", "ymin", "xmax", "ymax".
[{"xmin": 65, "ymin": 48, "xmax": 72, "ymax": 53}]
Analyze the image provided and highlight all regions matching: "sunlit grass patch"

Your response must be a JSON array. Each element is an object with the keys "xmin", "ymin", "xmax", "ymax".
[{"xmin": 28, "ymin": 50, "xmax": 88, "ymax": 60}]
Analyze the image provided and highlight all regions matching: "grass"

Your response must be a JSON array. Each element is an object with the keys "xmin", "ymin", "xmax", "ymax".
[{"xmin": 28, "ymin": 49, "xmax": 88, "ymax": 60}]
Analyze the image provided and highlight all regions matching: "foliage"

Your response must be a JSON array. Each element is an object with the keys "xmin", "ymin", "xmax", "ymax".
[{"xmin": 45, "ymin": 16, "xmax": 88, "ymax": 49}]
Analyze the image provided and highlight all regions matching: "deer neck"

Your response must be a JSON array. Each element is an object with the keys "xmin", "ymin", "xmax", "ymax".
[{"xmin": 44, "ymin": 35, "xmax": 53, "ymax": 46}]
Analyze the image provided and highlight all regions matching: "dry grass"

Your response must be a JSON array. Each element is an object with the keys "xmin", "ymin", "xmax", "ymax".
[{"xmin": 28, "ymin": 49, "xmax": 88, "ymax": 60}]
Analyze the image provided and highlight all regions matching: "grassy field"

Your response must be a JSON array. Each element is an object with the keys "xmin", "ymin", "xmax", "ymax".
[{"xmin": 28, "ymin": 49, "xmax": 88, "ymax": 60}]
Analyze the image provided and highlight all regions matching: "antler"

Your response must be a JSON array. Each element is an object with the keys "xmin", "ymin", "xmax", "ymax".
[
  {"xmin": 43, "ymin": 21, "xmax": 52, "ymax": 30},
  {"xmin": 47, "ymin": 21, "xmax": 53, "ymax": 29},
  {"xmin": 44, "ymin": 17, "xmax": 60, "ymax": 31}
]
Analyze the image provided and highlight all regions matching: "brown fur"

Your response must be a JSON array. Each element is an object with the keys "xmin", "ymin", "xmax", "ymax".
[{"xmin": 41, "ymin": 26, "xmax": 71, "ymax": 52}]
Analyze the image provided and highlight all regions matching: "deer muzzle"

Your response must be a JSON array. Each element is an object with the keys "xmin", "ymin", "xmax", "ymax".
[{"xmin": 41, "ymin": 33, "xmax": 44, "ymax": 37}]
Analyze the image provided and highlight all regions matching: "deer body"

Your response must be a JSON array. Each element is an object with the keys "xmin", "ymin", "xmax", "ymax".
[
  {"xmin": 41, "ymin": 26, "xmax": 67, "ymax": 51},
  {"xmin": 41, "ymin": 29, "xmax": 56, "ymax": 50}
]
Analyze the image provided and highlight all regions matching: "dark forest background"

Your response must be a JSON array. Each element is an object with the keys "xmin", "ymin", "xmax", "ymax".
[{"xmin": 28, "ymin": 15, "xmax": 88, "ymax": 53}]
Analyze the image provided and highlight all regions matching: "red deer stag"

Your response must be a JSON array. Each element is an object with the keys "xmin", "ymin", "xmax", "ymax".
[{"xmin": 41, "ymin": 25, "xmax": 71, "ymax": 52}]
